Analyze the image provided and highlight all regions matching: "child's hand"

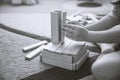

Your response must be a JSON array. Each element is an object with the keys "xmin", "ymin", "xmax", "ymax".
[
  {"xmin": 62, "ymin": 24, "xmax": 89, "ymax": 41},
  {"xmin": 67, "ymin": 21, "xmax": 81, "ymax": 26}
]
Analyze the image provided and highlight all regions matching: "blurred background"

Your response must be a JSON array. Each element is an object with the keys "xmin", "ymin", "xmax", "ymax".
[
  {"xmin": 0, "ymin": 0, "xmax": 113, "ymax": 40},
  {"xmin": 0, "ymin": 0, "xmax": 112, "ymax": 15}
]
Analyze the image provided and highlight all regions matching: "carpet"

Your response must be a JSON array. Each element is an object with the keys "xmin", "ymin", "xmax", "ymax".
[
  {"xmin": 21, "ymin": 56, "xmax": 97, "ymax": 80},
  {"xmin": 0, "ymin": 24, "xmax": 98, "ymax": 80},
  {"xmin": 78, "ymin": 75, "xmax": 95, "ymax": 80},
  {"xmin": 0, "ymin": 28, "xmax": 52, "ymax": 80}
]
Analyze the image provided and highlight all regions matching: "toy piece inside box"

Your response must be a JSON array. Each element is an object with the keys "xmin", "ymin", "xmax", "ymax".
[
  {"xmin": 67, "ymin": 11, "xmax": 99, "ymax": 26},
  {"xmin": 41, "ymin": 38, "xmax": 89, "ymax": 70}
]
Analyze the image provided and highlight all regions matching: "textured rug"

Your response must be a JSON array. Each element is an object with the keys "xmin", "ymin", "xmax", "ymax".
[
  {"xmin": 0, "ymin": 28, "xmax": 52, "ymax": 80},
  {"xmin": 79, "ymin": 75, "xmax": 95, "ymax": 80},
  {"xmin": 21, "ymin": 56, "xmax": 97, "ymax": 80},
  {"xmin": 0, "ymin": 24, "xmax": 98, "ymax": 80}
]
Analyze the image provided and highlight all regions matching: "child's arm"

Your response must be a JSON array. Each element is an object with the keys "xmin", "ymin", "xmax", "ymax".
[
  {"xmin": 68, "ymin": 12, "xmax": 120, "ymax": 31},
  {"xmin": 85, "ymin": 12, "xmax": 120, "ymax": 31},
  {"xmin": 63, "ymin": 1, "xmax": 120, "ymax": 43},
  {"xmin": 63, "ymin": 24, "xmax": 120, "ymax": 43},
  {"xmin": 86, "ymin": 0, "xmax": 120, "ymax": 31},
  {"xmin": 88, "ymin": 25, "xmax": 120, "ymax": 43}
]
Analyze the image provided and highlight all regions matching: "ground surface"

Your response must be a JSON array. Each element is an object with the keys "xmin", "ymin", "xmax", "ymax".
[
  {"xmin": 0, "ymin": 28, "xmax": 52, "ymax": 80},
  {"xmin": 0, "ymin": 27, "xmax": 99, "ymax": 80},
  {"xmin": 0, "ymin": 28, "xmax": 97, "ymax": 80}
]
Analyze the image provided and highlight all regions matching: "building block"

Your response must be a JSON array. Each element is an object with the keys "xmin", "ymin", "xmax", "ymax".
[
  {"xmin": 41, "ymin": 38, "xmax": 88, "ymax": 70},
  {"xmin": 22, "ymin": 40, "xmax": 48, "ymax": 52},
  {"xmin": 51, "ymin": 11, "xmax": 61, "ymax": 44},
  {"xmin": 41, "ymin": 50, "xmax": 89, "ymax": 70},
  {"xmin": 25, "ymin": 45, "xmax": 45, "ymax": 60},
  {"xmin": 51, "ymin": 11, "xmax": 67, "ymax": 44},
  {"xmin": 60, "ymin": 11, "xmax": 67, "ymax": 44}
]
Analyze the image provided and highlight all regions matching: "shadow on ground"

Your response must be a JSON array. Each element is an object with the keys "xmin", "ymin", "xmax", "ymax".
[{"xmin": 21, "ymin": 56, "xmax": 97, "ymax": 80}]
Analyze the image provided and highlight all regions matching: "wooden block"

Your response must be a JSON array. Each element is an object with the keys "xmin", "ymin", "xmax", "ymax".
[
  {"xmin": 55, "ymin": 11, "xmax": 62, "ymax": 26},
  {"xmin": 60, "ymin": 11, "xmax": 67, "ymax": 44},
  {"xmin": 51, "ymin": 11, "xmax": 67, "ymax": 45},
  {"xmin": 43, "ymin": 39, "xmax": 87, "ymax": 63},
  {"xmin": 75, "ymin": 50, "xmax": 89, "ymax": 70},
  {"xmin": 63, "ymin": 41, "xmax": 86, "ymax": 56},
  {"xmin": 42, "ymin": 45, "xmax": 87, "ymax": 64},
  {"xmin": 73, "ymin": 45, "xmax": 87, "ymax": 63},
  {"xmin": 41, "ymin": 39, "xmax": 88, "ymax": 70},
  {"xmin": 55, "ymin": 11, "xmax": 64, "ymax": 44},
  {"xmin": 70, "ymin": 41, "xmax": 86, "ymax": 55},
  {"xmin": 44, "ymin": 38, "xmax": 71, "ymax": 53},
  {"xmin": 42, "ymin": 56, "xmax": 74, "ymax": 70},
  {"xmin": 41, "ymin": 51, "xmax": 89, "ymax": 70},
  {"xmin": 44, "ymin": 42, "xmax": 61, "ymax": 52},
  {"xmin": 51, "ymin": 11, "xmax": 60, "ymax": 44},
  {"xmin": 54, "ymin": 11, "xmax": 66, "ymax": 44},
  {"xmin": 42, "ymin": 50, "xmax": 73, "ymax": 63},
  {"xmin": 22, "ymin": 40, "xmax": 48, "ymax": 52},
  {"xmin": 60, "ymin": 41, "xmax": 74, "ymax": 55},
  {"xmin": 25, "ymin": 45, "xmax": 45, "ymax": 60},
  {"xmin": 55, "ymin": 38, "xmax": 72, "ymax": 54}
]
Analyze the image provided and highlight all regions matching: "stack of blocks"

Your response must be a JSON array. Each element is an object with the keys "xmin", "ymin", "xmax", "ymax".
[
  {"xmin": 51, "ymin": 11, "xmax": 66, "ymax": 44},
  {"xmin": 41, "ymin": 11, "xmax": 89, "ymax": 70}
]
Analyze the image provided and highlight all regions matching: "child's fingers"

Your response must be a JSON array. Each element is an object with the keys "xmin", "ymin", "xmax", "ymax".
[
  {"xmin": 63, "ymin": 24, "xmax": 76, "ymax": 30},
  {"xmin": 62, "ymin": 27, "xmax": 74, "ymax": 34},
  {"xmin": 65, "ymin": 32, "xmax": 75, "ymax": 40},
  {"xmin": 67, "ymin": 21, "xmax": 78, "ymax": 24},
  {"xmin": 66, "ymin": 21, "xmax": 71, "ymax": 24}
]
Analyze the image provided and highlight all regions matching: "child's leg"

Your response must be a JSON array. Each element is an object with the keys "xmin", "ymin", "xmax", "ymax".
[
  {"xmin": 96, "ymin": 43, "xmax": 119, "ymax": 53},
  {"xmin": 91, "ymin": 50, "xmax": 120, "ymax": 80},
  {"xmin": 96, "ymin": 25, "xmax": 120, "ymax": 53}
]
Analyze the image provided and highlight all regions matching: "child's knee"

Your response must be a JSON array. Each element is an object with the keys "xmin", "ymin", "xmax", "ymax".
[
  {"xmin": 91, "ymin": 61, "xmax": 105, "ymax": 80},
  {"xmin": 91, "ymin": 53, "xmax": 120, "ymax": 80}
]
